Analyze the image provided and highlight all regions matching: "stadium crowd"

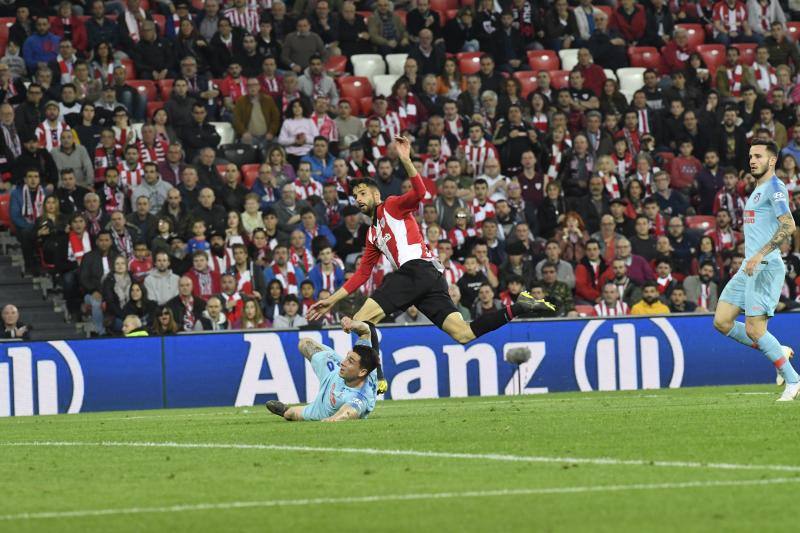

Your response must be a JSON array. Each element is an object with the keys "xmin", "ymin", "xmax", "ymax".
[{"xmin": 3, "ymin": 0, "xmax": 800, "ymax": 336}]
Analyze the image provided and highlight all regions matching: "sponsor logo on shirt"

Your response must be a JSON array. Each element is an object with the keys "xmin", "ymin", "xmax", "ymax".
[
  {"xmin": 743, "ymin": 209, "xmax": 755, "ymax": 224},
  {"xmin": 774, "ymin": 191, "xmax": 786, "ymax": 201}
]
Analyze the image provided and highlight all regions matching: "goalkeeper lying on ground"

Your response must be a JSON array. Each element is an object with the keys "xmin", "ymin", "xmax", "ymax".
[{"xmin": 265, "ymin": 317, "xmax": 379, "ymax": 422}]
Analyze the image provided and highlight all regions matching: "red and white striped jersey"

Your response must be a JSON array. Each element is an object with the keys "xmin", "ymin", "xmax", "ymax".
[
  {"xmin": 220, "ymin": 75, "xmax": 247, "ymax": 102},
  {"xmin": 377, "ymin": 111, "xmax": 402, "ymax": 138},
  {"xmin": 421, "ymin": 155, "xmax": 447, "ymax": 181},
  {"xmin": 311, "ymin": 112, "xmax": 339, "ymax": 142},
  {"xmin": 471, "ymin": 198, "xmax": 496, "ymax": 226},
  {"xmin": 117, "ymin": 161, "xmax": 145, "ymax": 190},
  {"xmin": 459, "ymin": 138, "xmax": 499, "ymax": 177},
  {"xmin": 36, "ymin": 121, "xmax": 70, "ymax": 151},
  {"xmin": 114, "ymin": 126, "xmax": 138, "ymax": 147},
  {"xmin": 209, "ymin": 247, "xmax": 235, "ymax": 273},
  {"xmin": 294, "ymin": 178, "xmax": 324, "ymax": 201},
  {"xmin": 392, "ymin": 95, "xmax": 419, "ymax": 131},
  {"xmin": 593, "ymin": 300, "xmax": 629, "ymax": 316},
  {"xmin": 365, "ymin": 132, "xmax": 391, "ymax": 161},
  {"xmin": 348, "ymin": 158, "xmax": 376, "ymax": 178},
  {"xmin": 137, "ymin": 139, "xmax": 168, "ymax": 164},
  {"xmin": 753, "ymin": 63, "xmax": 777, "ymax": 93},
  {"xmin": 94, "ymin": 144, "xmax": 123, "ymax": 181},
  {"xmin": 712, "ymin": 0, "xmax": 746, "ymax": 34},
  {"xmin": 343, "ymin": 173, "xmax": 437, "ymax": 293},
  {"xmin": 442, "ymin": 259, "xmax": 465, "ymax": 285},
  {"xmin": 224, "ymin": 7, "xmax": 259, "ymax": 34},
  {"xmin": 444, "ymin": 116, "xmax": 465, "ymax": 141},
  {"xmin": 448, "ymin": 227, "xmax": 478, "ymax": 249}
]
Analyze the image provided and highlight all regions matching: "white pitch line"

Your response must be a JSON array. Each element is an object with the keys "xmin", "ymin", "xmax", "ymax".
[
  {"xmin": 4, "ymin": 441, "xmax": 800, "ymax": 474},
  {"xmin": 1, "ymin": 477, "xmax": 798, "ymax": 522}
]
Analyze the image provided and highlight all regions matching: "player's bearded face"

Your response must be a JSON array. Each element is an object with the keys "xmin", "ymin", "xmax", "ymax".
[
  {"xmin": 749, "ymin": 150, "xmax": 774, "ymax": 178},
  {"xmin": 354, "ymin": 186, "xmax": 377, "ymax": 215}
]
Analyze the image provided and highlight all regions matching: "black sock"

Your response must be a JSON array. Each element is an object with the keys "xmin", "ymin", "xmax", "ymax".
[
  {"xmin": 469, "ymin": 306, "xmax": 513, "ymax": 338},
  {"xmin": 366, "ymin": 321, "xmax": 384, "ymax": 380}
]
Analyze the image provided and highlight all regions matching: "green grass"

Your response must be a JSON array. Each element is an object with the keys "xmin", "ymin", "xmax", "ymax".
[{"xmin": 1, "ymin": 385, "xmax": 799, "ymax": 532}]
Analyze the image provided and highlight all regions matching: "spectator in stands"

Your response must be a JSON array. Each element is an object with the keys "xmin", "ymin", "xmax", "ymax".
[
  {"xmin": 49, "ymin": 39, "xmax": 78, "ymax": 86},
  {"xmin": 144, "ymin": 251, "xmax": 180, "ymax": 305},
  {"xmin": 532, "ymin": 240, "xmax": 573, "ymax": 288},
  {"xmin": 179, "ymin": 103, "xmax": 221, "ymax": 163},
  {"xmin": 298, "ymin": 208, "xmax": 336, "ymax": 250},
  {"xmin": 208, "ymin": 17, "xmax": 244, "ymax": 78},
  {"xmin": 493, "ymin": 11, "xmax": 527, "ymax": 74},
  {"xmin": 278, "ymin": 98, "xmax": 318, "ymax": 166},
  {"xmin": 78, "ymin": 230, "xmax": 117, "ymax": 335},
  {"xmin": 470, "ymin": 282, "xmax": 502, "ymax": 318},
  {"xmin": 599, "ymin": 258, "xmax": 642, "ymax": 306},
  {"xmin": 301, "ymin": 137, "xmax": 335, "ymax": 183},
  {"xmin": 233, "ymin": 298, "xmax": 270, "ymax": 329},
  {"xmin": 255, "ymin": 17, "xmax": 281, "ymax": 61},
  {"xmin": 748, "ymin": 0, "xmax": 785, "ymax": 41},
  {"xmin": 51, "ymin": 131, "xmax": 93, "ymax": 190},
  {"xmin": 282, "ymin": 18, "xmax": 326, "ymax": 75},
  {"xmin": 683, "ymin": 261, "xmax": 720, "ymax": 312},
  {"xmin": 575, "ymin": 239, "xmax": 607, "ymax": 304},
  {"xmin": 192, "ymin": 187, "xmax": 228, "ymax": 235},
  {"xmin": 367, "ymin": 0, "xmax": 409, "ymax": 55},
  {"xmin": 611, "ymin": 0, "xmax": 647, "ymax": 45},
  {"xmin": 407, "ymin": 0, "xmax": 441, "ymax": 42},
  {"xmin": 668, "ymin": 284, "xmax": 696, "ymax": 313},
  {"xmin": 22, "ymin": 17, "xmax": 60, "ymax": 74},
  {"xmin": 165, "ymin": 79, "xmax": 196, "ymax": 133},
  {"xmin": 752, "ymin": 107, "xmax": 787, "ymax": 148},
  {"xmin": 157, "ymin": 143, "xmax": 187, "ymax": 187},
  {"xmin": 544, "ymin": 0, "xmax": 577, "ymax": 51},
  {"xmin": 587, "ymin": 10, "xmax": 628, "ymax": 70},
  {"xmin": 273, "ymin": 294, "xmax": 308, "ymax": 328},
  {"xmin": 611, "ymin": 237, "xmax": 655, "ymax": 285},
  {"xmin": 10, "ymin": 168, "xmax": 47, "ymax": 274},
  {"xmin": 540, "ymin": 262, "xmax": 577, "ymax": 316},
  {"xmin": 652, "ymin": 171, "xmax": 690, "ymax": 217},
  {"xmin": 765, "ymin": 22, "xmax": 800, "ymax": 69},
  {"xmin": 713, "ymin": 0, "xmax": 755, "ymax": 45},
  {"xmin": 193, "ymin": 295, "xmax": 229, "ymax": 331},
  {"xmin": 593, "ymin": 281, "xmax": 630, "ymax": 316},
  {"xmin": 87, "ymin": 0, "xmax": 118, "ymax": 51},
  {"xmin": 168, "ymin": 276, "xmax": 206, "ymax": 331},
  {"xmin": 133, "ymin": 21, "xmax": 175, "ymax": 82},
  {"xmin": 654, "ymin": 258, "xmax": 679, "ymax": 299},
  {"xmin": 631, "ymin": 280, "xmax": 671, "ymax": 315},
  {"xmin": 132, "ymin": 162, "xmax": 174, "ymax": 215},
  {"xmin": 102, "ymin": 254, "xmax": 134, "ymax": 333},
  {"xmin": 1, "ymin": 304, "xmax": 32, "ymax": 340},
  {"xmin": 151, "ymin": 305, "xmax": 179, "ymax": 335},
  {"xmin": 716, "ymin": 48, "xmax": 756, "ymax": 101},
  {"xmin": 308, "ymin": 243, "xmax": 344, "ymax": 297},
  {"xmin": 298, "ymin": 54, "xmax": 339, "ymax": 105}
]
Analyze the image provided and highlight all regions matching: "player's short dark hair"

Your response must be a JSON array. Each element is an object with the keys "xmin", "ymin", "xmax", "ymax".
[
  {"xmin": 352, "ymin": 344, "xmax": 379, "ymax": 374},
  {"xmin": 751, "ymin": 139, "xmax": 780, "ymax": 158},
  {"xmin": 350, "ymin": 178, "xmax": 379, "ymax": 194}
]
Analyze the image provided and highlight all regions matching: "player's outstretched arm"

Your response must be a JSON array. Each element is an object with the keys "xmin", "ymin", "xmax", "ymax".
[
  {"xmin": 341, "ymin": 316, "xmax": 371, "ymax": 340},
  {"xmin": 322, "ymin": 404, "xmax": 360, "ymax": 422},
  {"xmin": 746, "ymin": 214, "xmax": 796, "ymax": 275},
  {"xmin": 298, "ymin": 337, "xmax": 328, "ymax": 360},
  {"xmin": 392, "ymin": 136, "xmax": 428, "ymax": 210}
]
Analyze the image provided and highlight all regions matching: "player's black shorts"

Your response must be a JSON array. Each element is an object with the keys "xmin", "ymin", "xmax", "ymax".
[{"xmin": 370, "ymin": 259, "xmax": 458, "ymax": 328}]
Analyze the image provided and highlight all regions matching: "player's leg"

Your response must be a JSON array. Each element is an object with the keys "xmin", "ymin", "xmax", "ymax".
[
  {"xmin": 352, "ymin": 298, "xmax": 387, "ymax": 324},
  {"xmin": 266, "ymin": 339, "xmax": 336, "ymax": 419},
  {"xmin": 712, "ymin": 301, "xmax": 754, "ymax": 347},
  {"xmin": 362, "ymin": 320, "xmax": 388, "ymax": 394},
  {"xmin": 744, "ymin": 269, "xmax": 799, "ymax": 400}
]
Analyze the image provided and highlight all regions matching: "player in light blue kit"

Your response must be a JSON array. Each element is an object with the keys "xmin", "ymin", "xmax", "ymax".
[
  {"xmin": 713, "ymin": 140, "xmax": 799, "ymax": 401},
  {"xmin": 265, "ymin": 317, "xmax": 379, "ymax": 421}
]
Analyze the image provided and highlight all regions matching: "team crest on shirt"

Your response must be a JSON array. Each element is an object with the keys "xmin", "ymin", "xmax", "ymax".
[{"xmin": 752, "ymin": 193, "xmax": 762, "ymax": 203}]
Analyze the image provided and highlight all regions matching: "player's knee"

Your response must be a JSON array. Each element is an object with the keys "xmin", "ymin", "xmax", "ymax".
[
  {"xmin": 745, "ymin": 322, "xmax": 764, "ymax": 341},
  {"xmin": 451, "ymin": 326, "xmax": 475, "ymax": 344},
  {"xmin": 713, "ymin": 316, "xmax": 732, "ymax": 334}
]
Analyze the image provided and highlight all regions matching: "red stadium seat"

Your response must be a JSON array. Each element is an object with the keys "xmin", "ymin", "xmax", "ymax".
[
  {"xmin": 513, "ymin": 71, "xmax": 538, "ymax": 98},
  {"xmin": 527, "ymin": 50, "xmax": 560, "ymax": 72},
  {"xmin": 433, "ymin": 9, "xmax": 447, "ymax": 27},
  {"xmin": 430, "ymin": 0, "xmax": 458, "ymax": 11},
  {"xmin": 676, "ymin": 23, "xmax": 705, "ymax": 51},
  {"xmin": 128, "ymin": 80, "xmax": 157, "ymax": 102},
  {"xmin": 146, "ymin": 102, "xmax": 163, "ymax": 119},
  {"xmin": 325, "ymin": 55, "xmax": 347, "ymax": 75},
  {"xmin": 0, "ymin": 18, "xmax": 13, "ymax": 56},
  {"xmin": 158, "ymin": 79, "xmax": 175, "ymax": 101},
  {"xmin": 192, "ymin": 0, "xmax": 205, "ymax": 9},
  {"xmin": 574, "ymin": 305, "xmax": 596, "ymax": 317},
  {"xmin": 732, "ymin": 43, "xmax": 756, "ymax": 66},
  {"xmin": 360, "ymin": 96, "xmax": 373, "ymax": 116},
  {"xmin": 119, "ymin": 58, "xmax": 137, "ymax": 80},
  {"xmin": 356, "ymin": 10, "xmax": 372, "ymax": 21},
  {"xmin": 549, "ymin": 70, "xmax": 571, "ymax": 89},
  {"xmin": 0, "ymin": 193, "xmax": 11, "ymax": 232},
  {"xmin": 457, "ymin": 52, "xmax": 482, "ymax": 75},
  {"xmin": 153, "ymin": 14, "xmax": 166, "ymax": 36},
  {"xmin": 217, "ymin": 163, "xmax": 230, "ymax": 177},
  {"xmin": 338, "ymin": 76, "xmax": 373, "ymax": 100},
  {"xmin": 787, "ymin": 22, "xmax": 800, "ymax": 41},
  {"xmin": 696, "ymin": 44, "xmax": 725, "ymax": 75},
  {"xmin": 685, "ymin": 215, "xmax": 717, "ymax": 231},
  {"xmin": 242, "ymin": 164, "xmax": 260, "ymax": 188},
  {"xmin": 628, "ymin": 46, "xmax": 664, "ymax": 73}
]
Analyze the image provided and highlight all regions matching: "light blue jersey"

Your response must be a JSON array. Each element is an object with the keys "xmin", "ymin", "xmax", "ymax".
[
  {"xmin": 301, "ymin": 339, "xmax": 377, "ymax": 421},
  {"xmin": 743, "ymin": 176, "xmax": 791, "ymax": 269},
  {"xmin": 720, "ymin": 175, "xmax": 789, "ymax": 316}
]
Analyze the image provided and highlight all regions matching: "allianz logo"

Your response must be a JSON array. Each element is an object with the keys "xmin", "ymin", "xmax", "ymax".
[
  {"xmin": 0, "ymin": 341, "xmax": 84, "ymax": 417},
  {"xmin": 574, "ymin": 318, "xmax": 684, "ymax": 392}
]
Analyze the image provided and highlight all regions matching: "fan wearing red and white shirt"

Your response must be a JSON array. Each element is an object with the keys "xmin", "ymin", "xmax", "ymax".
[
  {"xmin": 421, "ymin": 137, "xmax": 448, "ymax": 181},
  {"xmin": 443, "ymin": 101, "xmax": 466, "ymax": 141},
  {"xmin": 118, "ymin": 145, "xmax": 145, "ymax": 190},
  {"xmin": 220, "ymin": 63, "xmax": 248, "ymax": 116},
  {"xmin": 224, "ymin": 0, "xmax": 259, "ymax": 34},
  {"xmin": 593, "ymin": 282, "xmax": 630, "ymax": 316},
  {"xmin": 471, "ymin": 178, "xmax": 496, "ymax": 228},
  {"xmin": 371, "ymin": 96, "xmax": 403, "ymax": 138},
  {"xmin": 294, "ymin": 161, "xmax": 324, "ymax": 201},
  {"xmin": 359, "ymin": 117, "xmax": 392, "ymax": 162},
  {"xmin": 347, "ymin": 143, "xmax": 377, "ymax": 178},
  {"xmin": 308, "ymin": 136, "xmax": 554, "ymax": 350},
  {"xmin": 459, "ymin": 123, "xmax": 500, "ymax": 177},
  {"xmin": 753, "ymin": 46, "xmax": 778, "ymax": 94},
  {"xmin": 137, "ymin": 125, "xmax": 169, "ymax": 164},
  {"xmin": 218, "ymin": 274, "xmax": 245, "ymax": 325},
  {"xmin": 712, "ymin": 0, "xmax": 751, "ymax": 42},
  {"xmin": 388, "ymin": 80, "xmax": 421, "ymax": 133},
  {"xmin": 36, "ymin": 102, "xmax": 70, "ymax": 151},
  {"xmin": 258, "ymin": 56, "xmax": 284, "ymax": 102},
  {"xmin": 705, "ymin": 207, "xmax": 743, "ymax": 250},
  {"xmin": 310, "ymin": 95, "xmax": 339, "ymax": 143},
  {"xmin": 94, "ymin": 128, "xmax": 123, "ymax": 183}
]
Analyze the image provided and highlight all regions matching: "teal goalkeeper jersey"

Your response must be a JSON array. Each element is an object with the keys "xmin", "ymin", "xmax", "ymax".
[
  {"xmin": 302, "ymin": 339, "xmax": 377, "ymax": 421},
  {"xmin": 743, "ymin": 176, "xmax": 791, "ymax": 269}
]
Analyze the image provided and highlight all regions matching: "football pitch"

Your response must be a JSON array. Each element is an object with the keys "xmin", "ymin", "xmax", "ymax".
[{"xmin": 1, "ymin": 385, "xmax": 799, "ymax": 532}]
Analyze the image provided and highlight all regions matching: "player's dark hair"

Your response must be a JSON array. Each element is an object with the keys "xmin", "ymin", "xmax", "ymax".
[
  {"xmin": 352, "ymin": 344, "xmax": 379, "ymax": 374},
  {"xmin": 350, "ymin": 178, "xmax": 379, "ymax": 195},
  {"xmin": 751, "ymin": 139, "xmax": 779, "ymax": 158}
]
